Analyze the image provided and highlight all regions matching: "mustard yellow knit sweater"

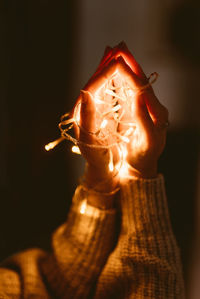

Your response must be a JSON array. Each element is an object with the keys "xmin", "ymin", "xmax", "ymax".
[{"xmin": 0, "ymin": 175, "xmax": 185, "ymax": 298}]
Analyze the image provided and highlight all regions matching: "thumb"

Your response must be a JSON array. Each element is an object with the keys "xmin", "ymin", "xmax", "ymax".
[
  {"xmin": 133, "ymin": 93, "xmax": 154, "ymax": 135},
  {"xmin": 79, "ymin": 90, "xmax": 96, "ymax": 144}
]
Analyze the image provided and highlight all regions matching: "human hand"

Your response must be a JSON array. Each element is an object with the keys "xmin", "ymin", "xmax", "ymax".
[
  {"xmin": 104, "ymin": 42, "xmax": 169, "ymax": 179},
  {"xmin": 73, "ymin": 48, "xmax": 121, "ymax": 193},
  {"xmin": 74, "ymin": 42, "xmax": 168, "ymax": 193}
]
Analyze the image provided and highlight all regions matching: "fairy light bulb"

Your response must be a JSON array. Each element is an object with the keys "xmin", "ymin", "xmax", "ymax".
[
  {"xmin": 108, "ymin": 149, "xmax": 114, "ymax": 172},
  {"xmin": 109, "ymin": 160, "xmax": 114, "ymax": 172},
  {"xmin": 71, "ymin": 145, "xmax": 81, "ymax": 154},
  {"xmin": 100, "ymin": 119, "xmax": 108, "ymax": 129},
  {"xmin": 120, "ymin": 135, "xmax": 130, "ymax": 143},
  {"xmin": 125, "ymin": 127, "xmax": 134, "ymax": 136},
  {"xmin": 80, "ymin": 200, "xmax": 87, "ymax": 214},
  {"xmin": 45, "ymin": 137, "xmax": 65, "ymax": 151},
  {"xmin": 118, "ymin": 161, "xmax": 129, "ymax": 178}
]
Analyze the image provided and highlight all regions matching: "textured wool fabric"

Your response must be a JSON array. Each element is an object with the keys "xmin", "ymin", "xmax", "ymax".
[
  {"xmin": 94, "ymin": 175, "xmax": 185, "ymax": 298},
  {"xmin": 0, "ymin": 176, "xmax": 185, "ymax": 298}
]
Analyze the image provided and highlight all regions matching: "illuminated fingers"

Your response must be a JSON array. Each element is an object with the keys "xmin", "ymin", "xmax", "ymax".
[
  {"xmin": 89, "ymin": 41, "xmax": 146, "ymax": 82},
  {"xmin": 85, "ymin": 58, "xmax": 118, "ymax": 93},
  {"xmin": 93, "ymin": 46, "xmax": 113, "ymax": 75},
  {"xmin": 87, "ymin": 56, "xmax": 142, "ymax": 95},
  {"xmin": 95, "ymin": 42, "xmax": 146, "ymax": 80},
  {"xmin": 133, "ymin": 94, "xmax": 154, "ymax": 135},
  {"xmin": 143, "ymin": 92, "xmax": 169, "ymax": 126},
  {"xmin": 113, "ymin": 55, "xmax": 168, "ymax": 127},
  {"xmin": 73, "ymin": 53, "xmax": 165, "ymax": 135},
  {"xmin": 79, "ymin": 90, "xmax": 96, "ymax": 144},
  {"xmin": 115, "ymin": 42, "xmax": 146, "ymax": 80}
]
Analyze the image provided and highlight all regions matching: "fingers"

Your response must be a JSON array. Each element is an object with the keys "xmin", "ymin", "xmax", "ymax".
[
  {"xmin": 77, "ymin": 45, "xmax": 144, "ymax": 101},
  {"xmin": 143, "ymin": 92, "xmax": 169, "ymax": 125},
  {"xmin": 95, "ymin": 42, "xmax": 146, "ymax": 80},
  {"xmin": 75, "ymin": 51, "xmax": 168, "ymax": 131},
  {"xmin": 71, "ymin": 57, "xmax": 118, "ymax": 117},
  {"xmin": 116, "ymin": 56, "xmax": 143, "ymax": 89},
  {"xmin": 72, "ymin": 56, "xmax": 141, "ymax": 115},
  {"xmin": 133, "ymin": 94, "xmax": 154, "ymax": 135},
  {"xmin": 118, "ymin": 92, "xmax": 154, "ymax": 138},
  {"xmin": 94, "ymin": 46, "xmax": 113, "ymax": 75},
  {"xmin": 115, "ymin": 42, "xmax": 146, "ymax": 80},
  {"xmin": 103, "ymin": 43, "xmax": 169, "ymax": 125},
  {"xmin": 84, "ymin": 57, "xmax": 120, "ymax": 93},
  {"xmin": 113, "ymin": 55, "xmax": 168, "ymax": 126},
  {"xmin": 79, "ymin": 90, "xmax": 96, "ymax": 144},
  {"xmin": 90, "ymin": 42, "xmax": 146, "ymax": 82}
]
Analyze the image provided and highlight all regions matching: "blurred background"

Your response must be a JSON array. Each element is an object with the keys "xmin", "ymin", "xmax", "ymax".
[{"xmin": 0, "ymin": 0, "xmax": 200, "ymax": 297}]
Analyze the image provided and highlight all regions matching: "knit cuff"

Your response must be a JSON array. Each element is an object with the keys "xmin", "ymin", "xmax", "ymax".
[
  {"xmin": 72, "ymin": 185, "xmax": 118, "ymax": 212},
  {"xmin": 119, "ymin": 175, "xmax": 185, "ymax": 298},
  {"xmin": 120, "ymin": 174, "xmax": 175, "ymax": 243},
  {"xmin": 41, "ymin": 185, "xmax": 117, "ymax": 298}
]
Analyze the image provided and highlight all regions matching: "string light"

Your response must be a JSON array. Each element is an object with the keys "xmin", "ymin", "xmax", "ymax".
[
  {"xmin": 80, "ymin": 200, "xmax": 87, "ymax": 214},
  {"xmin": 72, "ymin": 145, "xmax": 81, "ymax": 155},
  {"xmin": 108, "ymin": 149, "xmax": 114, "ymax": 172},
  {"xmin": 100, "ymin": 119, "xmax": 108, "ymax": 129},
  {"xmin": 45, "ymin": 136, "xmax": 65, "ymax": 151},
  {"xmin": 45, "ymin": 71, "xmax": 158, "ymax": 179}
]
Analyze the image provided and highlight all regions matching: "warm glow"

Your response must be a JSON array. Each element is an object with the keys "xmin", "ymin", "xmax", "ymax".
[
  {"xmin": 74, "ymin": 102, "xmax": 81, "ymax": 124},
  {"xmin": 118, "ymin": 161, "xmax": 129, "ymax": 178},
  {"xmin": 94, "ymin": 97, "xmax": 105, "ymax": 104},
  {"xmin": 80, "ymin": 200, "xmax": 87, "ymax": 214},
  {"xmin": 127, "ymin": 89, "xmax": 134, "ymax": 97},
  {"xmin": 108, "ymin": 149, "xmax": 114, "ymax": 172},
  {"xmin": 72, "ymin": 145, "xmax": 81, "ymax": 155},
  {"xmin": 125, "ymin": 127, "xmax": 134, "ymax": 136},
  {"xmin": 48, "ymin": 65, "xmax": 140, "ymax": 180},
  {"xmin": 114, "ymin": 144, "xmax": 129, "ymax": 178},
  {"xmin": 120, "ymin": 135, "xmax": 130, "ymax": 143},
  {"xmin": 121, "ymin": 145, "xmax": 128, "ymax": 159},
  {"xmin": 100, "ymin": 119, "xmax": 108, "ymax": 129},
  {"xmin": 109, "ymin": 160, "xmax": 114, "ymax": 172},
  {"xmin": 45, "ymin": 137, "xmax": 64, "ymax": 151},
  {"xmin": 105, "ymin": 89, "xmax": 115, "ymax": 96},
  {"xmin": 112, "ymin": 104, "xmax": 121, "ymax": 112}
]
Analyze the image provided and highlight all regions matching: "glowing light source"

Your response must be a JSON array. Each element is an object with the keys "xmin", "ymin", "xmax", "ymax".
[
  {"xmin": 118, "ymin": 161, "xmax": 129, "ymax": 178},
  {"xmin": 80, "ymin": 200, "xmax": 87, "ymax": 214},
  {"xmin": 100, "ymin": 119, "xmax": 108, "ymax": 129},
  {"xmin": 109, "ymin": 161, "xmax": 114, "ymax": 172},
  {"xmin": 71, "ymin": 145, "xmax": 81, "ymax": 155},
  {"xmin": 44, "ymin": 55, "xmax": 158, "ymax": 181},
  {"xmin": 108, "ymin": 149, "xmax": 114, "ymax": 172},
  {"xmin": 120, "ymin": 135, "xmax": 130, "ymax": 143},
  {"xmin": 125, "ymin": 127, "xmax": 134, "ymax": 136},
  {"xmin": 112, "ymin": 104, "xmax": 121, "ymax": 112},
  {"xmin": 45, "ymin": 137, "xmax": 65, "ymax": 151}
]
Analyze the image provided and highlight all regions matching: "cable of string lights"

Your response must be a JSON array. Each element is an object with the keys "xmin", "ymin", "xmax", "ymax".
[{"xmin": 45, "ymin": 71, "xmax": 158, "ymax": 184}]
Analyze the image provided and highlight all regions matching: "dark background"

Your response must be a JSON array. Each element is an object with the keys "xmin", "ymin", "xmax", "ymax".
[{"xmin": 0, "ymin": 1, "xmax": 200, "ymax": 297}]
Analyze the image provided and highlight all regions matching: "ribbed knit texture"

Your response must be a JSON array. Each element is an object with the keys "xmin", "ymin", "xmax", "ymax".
[
  {"xmin": 0, "ymin": 176, "xmax": 185, "ymax": 298},
  {"xmin": 94, "ymin": 175, "xmax": 185, "ymax": 298},
  {"xmin": 41, "ymin": 186, "xmax": 117, "ymax": 298}
]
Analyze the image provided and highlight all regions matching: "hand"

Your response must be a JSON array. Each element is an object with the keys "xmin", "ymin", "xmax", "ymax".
[
  {"xmin": 73, "ymin": 49, "xmax": 122, "ymax": 193},
  {"xmin": 74, "ymin": 42, "xmax": 168, "ymax": 193},
  {"xmin": 106, "ymin": 42, "xmax": 169, "ymax": 179}
]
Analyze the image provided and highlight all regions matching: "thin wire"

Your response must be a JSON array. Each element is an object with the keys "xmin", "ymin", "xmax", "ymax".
[{"xmin": 45, "ymin": 72, "xmax": 158, "ymax": 151}]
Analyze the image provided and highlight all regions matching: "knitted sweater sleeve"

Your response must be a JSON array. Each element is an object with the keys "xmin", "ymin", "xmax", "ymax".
[
  {"xmin": 0, "ymin": 185, "xmax": 116, "ymax": 299},
  {"xmin": 94, "ymin": 175, "xmax": 185, "ymax": 299},
  {"xmin": 41, "ymin": 185, "xmax": 117, "ymax": 298}
]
